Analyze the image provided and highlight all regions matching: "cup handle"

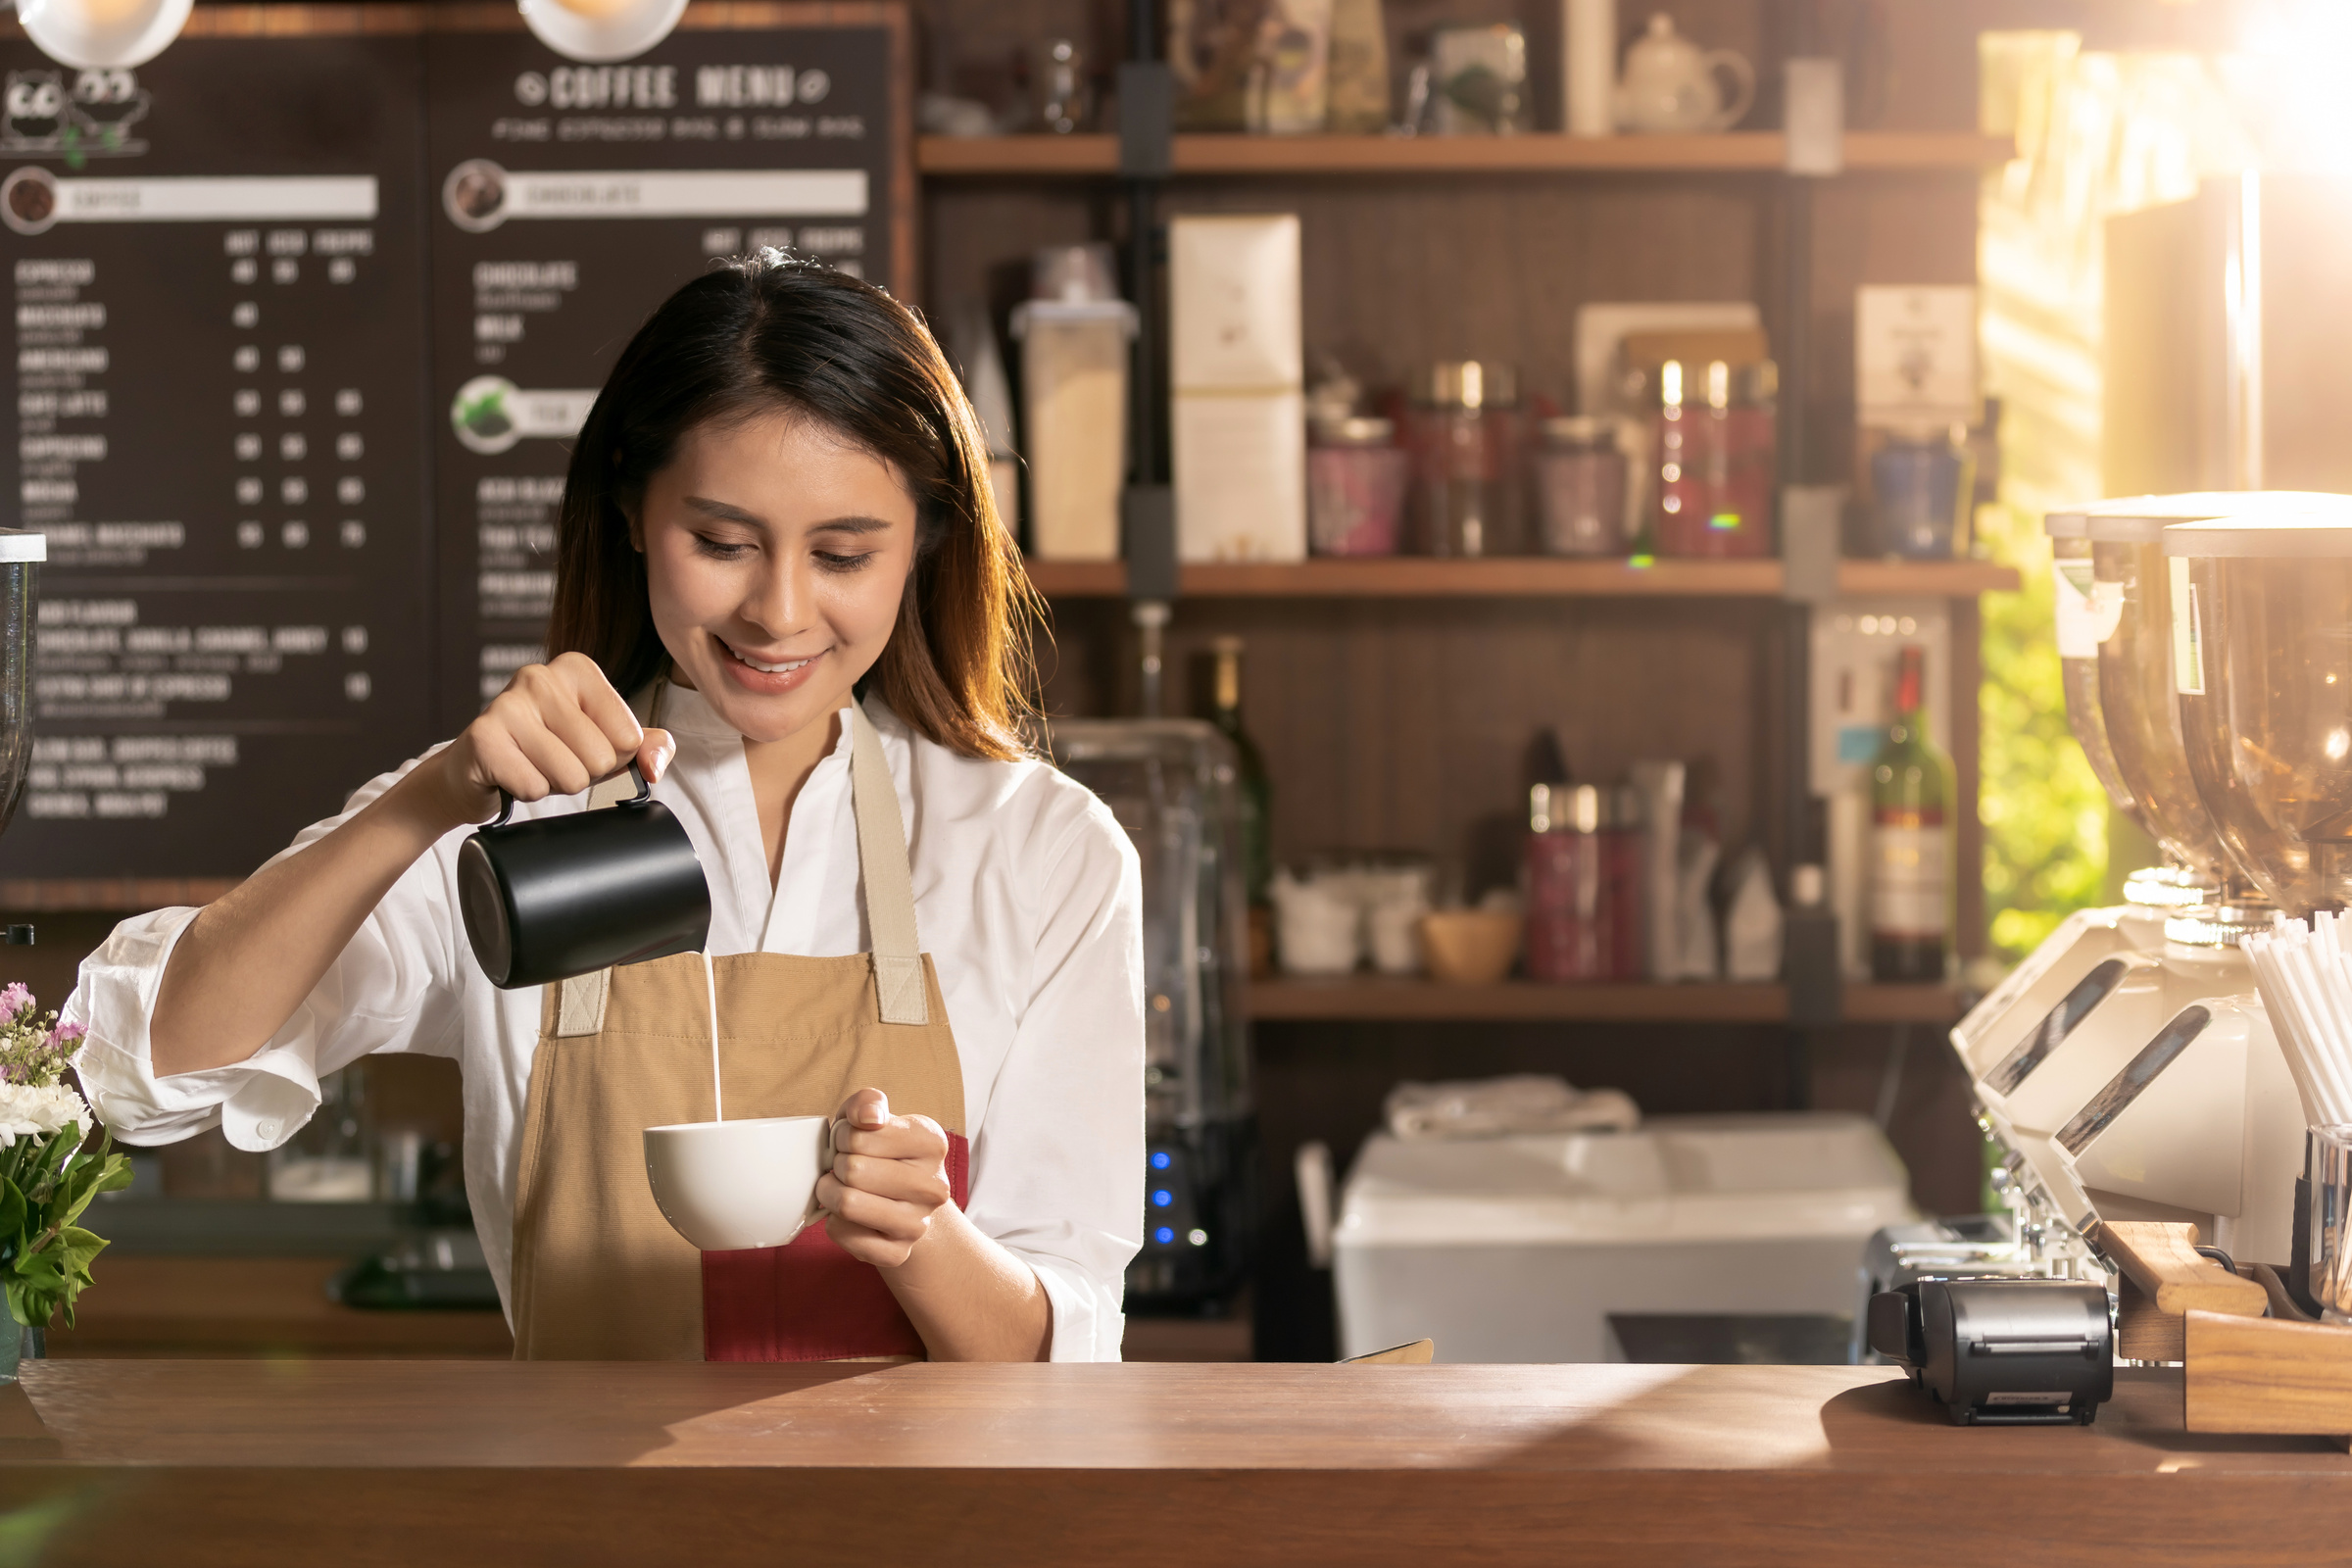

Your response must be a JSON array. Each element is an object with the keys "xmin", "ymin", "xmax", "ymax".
[
  {"xmin": 1706, "ymin": 50, "xmax": 1755, "ymax": 130},
  {"xmin": 808, "ymin": 1115, "xmax": 837, "ymax": 1229}
]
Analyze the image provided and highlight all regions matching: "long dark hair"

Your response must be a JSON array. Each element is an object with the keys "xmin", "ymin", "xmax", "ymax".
[{"xmin": 545, "ymin": 253, "xmax": 1039, "ymax": 760}]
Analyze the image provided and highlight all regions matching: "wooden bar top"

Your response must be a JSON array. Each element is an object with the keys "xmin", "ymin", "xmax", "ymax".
[{"xmin": 5, "ymin": 1360, "xmax": 2349, "ymax": 1565}]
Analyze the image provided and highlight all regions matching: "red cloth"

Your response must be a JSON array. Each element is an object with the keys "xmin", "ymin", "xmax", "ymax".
[{"xmin": 702, "ymin": 1132, "xmax": 970, "ymax": 1362}]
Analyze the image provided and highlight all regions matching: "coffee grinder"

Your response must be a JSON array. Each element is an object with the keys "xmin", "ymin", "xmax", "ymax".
[
  {"xmin": 1952, "ymin": 495, "xmax": 2352, "ymax": 1273},
  {"xmin": 2164, "ymin": 513, "xmax": 2352, "ymax": 1272}
]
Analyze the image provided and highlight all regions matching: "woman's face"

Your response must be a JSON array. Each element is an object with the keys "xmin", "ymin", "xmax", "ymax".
[{"xmin": 633, "ymin": 410, "xmax": 918, "ymax": 744}]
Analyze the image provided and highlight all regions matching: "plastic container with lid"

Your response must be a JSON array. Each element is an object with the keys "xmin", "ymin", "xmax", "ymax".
[
  {"xmin": 1647, "ymin": 357, "xmax": 1776, "ymax": 559},
  {"xmin": 1533, "ymin": 416, "xmax": 1628, "ymax": 557},
  {"xmin": 1307, "ymin": 416, "xmax": 1406, "ymax": 557},
  {"xmin": 2079, "ymin": 493, "xmax": 2307, "ymax": 897},
  {"xmin": 1408, "ymin": 360, "xmax": 1525, "ymax": 558},
  {"xmin": 2044, "ymin": 507, "xmax": 2139, "ymax": 832},
  {"xmin": 1523, "ymin": 781, "xmax": 1643, "ymax": 982},
  {"xmin": 2165, "ymin": 506, "xmax": 2352, "ymax": 916},
  {"xmin": 1010, "ymin": 294, "xmax": 1140, "ymax": 562}
]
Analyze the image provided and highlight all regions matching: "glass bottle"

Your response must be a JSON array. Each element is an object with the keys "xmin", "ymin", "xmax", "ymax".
[
  {"xmin": 1870, "ymin": 645, "xmax": 1955, "ymax": 982},
  {"xmin": 1209, "ymin": 636, "xmax": 1273, "ymax": 907}
]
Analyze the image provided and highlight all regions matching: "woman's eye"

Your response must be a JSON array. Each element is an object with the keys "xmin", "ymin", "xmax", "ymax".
[
  {"xmin": 815, "ymin": 551, "xmax": 875, "ymax": 573},
  {"xmin": 694, "ymin": 536, "xmax": 752, "ymax": 561}
]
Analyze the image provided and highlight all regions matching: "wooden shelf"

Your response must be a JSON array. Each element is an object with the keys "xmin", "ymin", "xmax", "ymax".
[
  {"xmin": 1248, "ymin": 977, "xmax": 1965, "ymax": 1024},
  {"xmin": 1022, "ymin": 558, "xmax": 2020, "ymax": 599},
  {"xmin": 919, "ymin": 131, "xmax": 2014, "ymax": 177}
]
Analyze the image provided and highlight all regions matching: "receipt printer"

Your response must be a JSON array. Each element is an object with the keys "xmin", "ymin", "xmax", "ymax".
[{"xmin": 1867, "ymin": 1279, "xmax": 2113, "ymax": 1426}]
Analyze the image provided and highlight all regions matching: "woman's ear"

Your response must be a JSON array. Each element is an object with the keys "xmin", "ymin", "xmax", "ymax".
[{"xmin": 624, "ymin": 505, "xmax": 645, "ymax": 554}]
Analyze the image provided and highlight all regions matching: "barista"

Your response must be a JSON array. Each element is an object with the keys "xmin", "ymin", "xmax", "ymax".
[{"xmin": 68, "ymin": 255, "xmax": 1145, "ymax": 1362}]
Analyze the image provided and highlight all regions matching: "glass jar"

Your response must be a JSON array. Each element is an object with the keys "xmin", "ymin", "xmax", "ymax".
[
  {"xmin": 1523, "ymin": 783, "xmax": 1643, "ymax": 982},
  {"xmin": 1307, "ymin": 416, "xmax": 1406, "ymax": 556},
  {"xmin": 1648, "ymin": 358, "xmax": 1776, "ymax": 559},
  {"xmin": 1408, "ymin": 361, "xmax": 1524, "ymax": 558},
  {"xmin": 1533, "ymin": 416, "xmax": 1629, "ymax": 557},
  {"xmin": 1867, "ymin": 426, "xmax": 1974, "ymax": 559}
]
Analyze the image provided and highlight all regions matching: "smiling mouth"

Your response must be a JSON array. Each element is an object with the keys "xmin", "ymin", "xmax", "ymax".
[{"xmin": 719, "ymin": 638, "xmax": 820, "ymax": 676}]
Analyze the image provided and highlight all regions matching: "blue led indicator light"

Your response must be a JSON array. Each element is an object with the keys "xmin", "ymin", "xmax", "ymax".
[
  {"xmin": 1154, "ymin": 1227, "xmax": 1176, "ymax": 1246},
  {"xmin": 1151, "ymin": 1189, "xmax": 1173, "ymax": 1207},
  {"xmin": 1151, "ymin": 1152, "xmax": 1171, "ymax": 1170}
]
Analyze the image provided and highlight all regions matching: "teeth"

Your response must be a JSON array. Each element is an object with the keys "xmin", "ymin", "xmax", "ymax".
[{"xmin": 728, "ymin": 643, "xmax": 812, "ymax": 675}]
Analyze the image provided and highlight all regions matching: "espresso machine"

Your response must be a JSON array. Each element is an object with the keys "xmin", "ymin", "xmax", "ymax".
[
  {"xmin": 1949, "ymin": 494, "xmax": 2352, "ymax": 1276},
  {"xmin": 1049, "ymin": 719, "xmax": 1254, "ymax": 1310}
]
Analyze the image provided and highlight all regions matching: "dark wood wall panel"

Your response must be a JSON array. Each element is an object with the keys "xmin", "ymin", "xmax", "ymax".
[
  {"xmin": 1042, "ymin": 597, "xmax": 1780, "ymax": 888},
  {"xmin": 1161, "ymin": 176, "xmax": 1769, "ymax": 407}
]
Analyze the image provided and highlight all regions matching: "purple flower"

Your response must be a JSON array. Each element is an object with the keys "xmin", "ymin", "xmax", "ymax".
[
  {"xmin": 45, "ymin": 1021, "xmax": 85, "ymax": 1054},
  {"xmin": 0, "ymin": 983, "xmax": 31, "ymax": 1021}
]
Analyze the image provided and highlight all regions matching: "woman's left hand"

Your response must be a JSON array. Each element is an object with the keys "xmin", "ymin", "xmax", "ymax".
[{"xmin": 817, "ymin": 1088, "xmax": 954, "ymax": 1268}]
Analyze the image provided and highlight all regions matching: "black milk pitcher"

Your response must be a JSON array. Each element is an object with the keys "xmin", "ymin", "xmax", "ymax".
[{"xmin": 457, "ymin": 764, "xmax": 711, "ymax": 989}]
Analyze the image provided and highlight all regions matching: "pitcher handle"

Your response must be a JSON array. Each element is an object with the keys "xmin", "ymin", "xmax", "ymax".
[
  {"xmin": 1706, "ymin": 49, "xmax": 1755, "ymax": 131},
  {"xmin": 487, "ymin": 760, "xmax": 650, "ymax": 830}
]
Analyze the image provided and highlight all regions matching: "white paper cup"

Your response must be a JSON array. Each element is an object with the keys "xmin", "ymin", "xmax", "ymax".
[{"xmin": 643, "ymin": 1115, "xmax": 828, "ymax": 1252}]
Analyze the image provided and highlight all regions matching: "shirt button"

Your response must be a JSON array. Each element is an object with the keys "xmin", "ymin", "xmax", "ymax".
[{"xmin": 256, "ymin": 1119, "xmax": 278, "ymax": 1141}]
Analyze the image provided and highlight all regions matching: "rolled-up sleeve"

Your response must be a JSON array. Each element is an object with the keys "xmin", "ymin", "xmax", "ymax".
[
  {"xmin": 964, "ymin": 802, "xmax": 1145, "ymax": 1362},
  {"xmin": 67, "ymin": 759, "xmax": 466, "ymax": 1153}
]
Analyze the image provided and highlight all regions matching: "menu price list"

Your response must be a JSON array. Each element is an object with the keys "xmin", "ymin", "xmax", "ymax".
[
  {"xmin": 3, "ymin": 33, "xmax": 435, "ymax": 877},
  {"xmin": 427, "ymin": 23, "xmax": 899, "ymax": 733}
]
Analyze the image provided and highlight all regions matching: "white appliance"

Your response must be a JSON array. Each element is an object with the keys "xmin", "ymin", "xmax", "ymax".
[{"xmin": 1331, "ymin": 1113, "xmax": 1913, "ymax": 1363}]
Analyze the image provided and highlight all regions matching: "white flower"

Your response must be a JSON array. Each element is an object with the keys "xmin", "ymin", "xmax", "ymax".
[{"xmin": 0, "ymin": 1081, "xmax": 90, "ymax": 1147}]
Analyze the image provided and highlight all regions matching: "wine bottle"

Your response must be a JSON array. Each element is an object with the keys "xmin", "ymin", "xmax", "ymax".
[
  {"xmin": 1209, "ymin": 636, "xmax": 1273, "ymax": 906},
  {"xmin": 1870, "ymin": 645, "xmax": 1956, "ymax": 982}
]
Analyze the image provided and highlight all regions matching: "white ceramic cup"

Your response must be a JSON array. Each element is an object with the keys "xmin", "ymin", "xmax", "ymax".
[{"xmin": 642, "ymin": 1114, "xmax": 829, "ymax": 1252}]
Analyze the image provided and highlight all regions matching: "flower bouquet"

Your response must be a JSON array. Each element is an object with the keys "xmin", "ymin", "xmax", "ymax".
[{"xmin": 1, "ymin": 984, "xmax": 130, "ymax": 1378}]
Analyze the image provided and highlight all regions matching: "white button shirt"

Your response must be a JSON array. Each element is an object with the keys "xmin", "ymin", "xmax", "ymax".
[{"xmin": 67, "ymin": 690, "xmax": 1147, "ymax": 1361}]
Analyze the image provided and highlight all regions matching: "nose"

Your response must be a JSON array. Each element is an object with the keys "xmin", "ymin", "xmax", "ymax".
[{"xmin": 738, "ymin": 543, "xmax": 811, "ymax": 639}]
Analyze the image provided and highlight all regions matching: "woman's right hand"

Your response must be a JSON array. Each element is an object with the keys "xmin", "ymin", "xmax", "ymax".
[{"xmin": 425, "ymin": 652, "xmax": 675, "ymax": 828}]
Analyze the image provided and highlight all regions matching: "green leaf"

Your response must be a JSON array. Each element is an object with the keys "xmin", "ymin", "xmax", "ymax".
[
  {"xmin": 45, "ymin": 1226, "xmax": 106, "ymax": 1329},
  {"xmin": 54, "ymin": 1149, "xmax": 128, "ymax": 1233},
  {"xmin": 0, "ymin": 1175, "xmax": 24, "ymax": 1258}
]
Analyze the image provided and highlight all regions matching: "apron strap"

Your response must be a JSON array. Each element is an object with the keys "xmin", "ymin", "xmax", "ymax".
[{"xmin": 849, "ymin": 702, "xmax": 929, "ymax": 1027}]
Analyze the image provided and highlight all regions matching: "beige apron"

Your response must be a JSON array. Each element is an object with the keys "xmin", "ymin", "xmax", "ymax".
[{"xmin": 507, "ymin": 702, "xmax": 969, "ymax": 1361}]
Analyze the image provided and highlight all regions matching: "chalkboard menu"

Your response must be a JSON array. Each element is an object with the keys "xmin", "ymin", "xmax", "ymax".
[
  {"xmin": 425, "ymin": 11, "xmax": 909, "ymax": 735},
  {"xmin": 0, "ymin": 4, "xmax": 908, "ymax": 888},
  {"xmin": 0, "ymin": 22, "xmax": 436, "ymax": 879}
]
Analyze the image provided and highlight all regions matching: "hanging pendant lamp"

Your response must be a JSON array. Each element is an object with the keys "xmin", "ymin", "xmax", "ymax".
[
  {"xmin": 18, "ymin": 0, "xmax": 192, "ymax": 70},
  {"xmin": 518, "ymin": 0, "xmax": 686, "ymax": 65}
]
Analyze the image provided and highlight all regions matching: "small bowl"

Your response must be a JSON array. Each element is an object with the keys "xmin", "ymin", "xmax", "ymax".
[
  {"xmin": 1417, "ymin": 909, "xmax": 1523, "ymax": 984},
  {"xmin": 643, "ymin": 1114, "xmax": 828, "ymax": 1252}
]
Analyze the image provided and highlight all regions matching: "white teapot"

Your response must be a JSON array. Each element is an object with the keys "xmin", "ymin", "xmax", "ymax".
[{"xmin": 1614, "ymin": 13, "xmax": 1755, "ymax": 133}]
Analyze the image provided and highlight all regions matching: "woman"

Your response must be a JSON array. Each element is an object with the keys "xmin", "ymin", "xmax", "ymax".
[{"xmin": 67, "ymin": 254, "xmax": 1145, "ymax": 1363}]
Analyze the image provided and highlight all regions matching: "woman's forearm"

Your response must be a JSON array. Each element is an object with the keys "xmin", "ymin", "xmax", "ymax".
[
  {"xmin": 148, "ymin": 764, "xmax": 475, "ymax": 1078},
  {"xmin": 883, "ymin": 1206, "xmax": 1054, "ymax": 1361}
]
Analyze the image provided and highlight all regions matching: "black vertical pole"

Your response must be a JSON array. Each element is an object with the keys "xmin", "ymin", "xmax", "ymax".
[
  {"xmin": 1118, "ymin": 0, "xmax": 1178, "ymax": 618},
  {"xmin": 1779, "ymin": 0, "xmax": 1828, "ymax": 1110}
]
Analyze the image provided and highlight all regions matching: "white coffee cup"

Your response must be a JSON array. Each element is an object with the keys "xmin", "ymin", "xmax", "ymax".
[{"xmin": 642, "ymin": 1114, "xmax": 829, "ymax": 1251}]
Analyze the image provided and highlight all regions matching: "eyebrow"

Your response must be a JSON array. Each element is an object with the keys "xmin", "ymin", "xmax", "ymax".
[{"xmin": 682, "ymin": 497, "xmax": 895, "ymax": 535}]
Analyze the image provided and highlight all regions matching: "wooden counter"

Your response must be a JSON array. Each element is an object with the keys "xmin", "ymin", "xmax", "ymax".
[
  {"xmin": 4, "ymin": 1360, "xmax": 2348, "ymax": 1565},
  {"xmin": 43, "ymin": 1258, "xmax": 513, "ymax": 1358}
]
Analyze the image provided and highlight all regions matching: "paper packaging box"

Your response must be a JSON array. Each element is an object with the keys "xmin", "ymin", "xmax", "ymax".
[
  {"xmin": 1011, "ymin": 300, "xmax": 1137, "ymax": 561},
  {"xmin": 1856, "ymin": 285, "xmax": 1977, "ymax": 428},
  {"xmin": 1171, "ymin": 214, "xmax": 1306, "ymax": 563}
]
